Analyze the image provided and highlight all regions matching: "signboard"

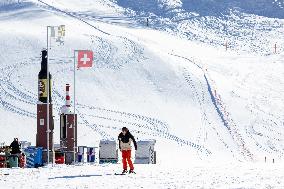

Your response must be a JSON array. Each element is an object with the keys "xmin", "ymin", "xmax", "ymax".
[
  {"xmin": 38, "ymin": 79, "xmax": 52, "ymax": 98},
  {"xmin": 40, "ymin": 119, "xmax": 45, "ymax": 126},
  {"xmin": 38, "ymin": 79, "xmax": 47, "ymax": 98}
]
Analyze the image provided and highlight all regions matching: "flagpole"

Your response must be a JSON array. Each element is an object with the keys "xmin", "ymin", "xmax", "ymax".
[
  {"xmin": 73, "ymin": 50, "xmax": 76, "ymax": 164},
  {"xmin": 46, "ymin": 26, "xmax": 50, "ymax": 165}
]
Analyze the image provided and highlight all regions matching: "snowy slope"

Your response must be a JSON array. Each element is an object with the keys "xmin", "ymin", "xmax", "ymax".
[
  {"xmin": 0, "ymin": 0, "xmax": 283, "ymax": 165},
  {"xmin": 0, "ymin": 0, "xmax": 284, "ymax": 188},
  {"xmin": 0, "ymin": 0, "xmax": 221, "ymax": 164},
  {"xmin": 1, "ymin": 162, "xmax": 284, "ymax": 189}
]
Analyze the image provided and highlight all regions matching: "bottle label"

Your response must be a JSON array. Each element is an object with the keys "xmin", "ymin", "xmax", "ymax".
[{"xmin": 38, "ymin": 79, "xmax": 51, "ymax": 98}]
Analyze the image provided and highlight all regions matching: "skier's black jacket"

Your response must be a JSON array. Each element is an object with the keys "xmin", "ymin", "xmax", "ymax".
[{"xmin": 118, "ymin": 131, "xmax": 137, "ymax": 150}]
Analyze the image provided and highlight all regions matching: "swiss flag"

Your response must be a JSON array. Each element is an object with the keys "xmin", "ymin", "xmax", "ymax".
[{"xmin": 77, "ymin": 50, "xmax": 93, "ymax": 68}]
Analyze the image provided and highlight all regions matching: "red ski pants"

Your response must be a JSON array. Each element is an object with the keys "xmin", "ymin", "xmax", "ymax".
[{"xmin": 122, "ymin": 150, "xmax": 134, "ymax": 170}]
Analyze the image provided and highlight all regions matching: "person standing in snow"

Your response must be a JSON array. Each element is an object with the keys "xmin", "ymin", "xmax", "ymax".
[
  {"xmin": 118, "ymin": 127, "xmax": 137, "ymax": 174},
  {"xmin": 10, "ymin": 138, "xmax": 21, "ymax": 155}
]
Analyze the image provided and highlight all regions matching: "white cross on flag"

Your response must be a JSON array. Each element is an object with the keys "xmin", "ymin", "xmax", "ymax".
[{"xmin": 77, "ymin": 50, "xmax": 93, "ymax": 68}]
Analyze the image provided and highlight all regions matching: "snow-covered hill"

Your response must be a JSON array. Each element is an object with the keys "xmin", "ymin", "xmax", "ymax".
[
  {"xmin": 0, "ymin": 0, "xmax": 284, "ymax": 188},
  {"xmin": 114, "ymin": 0, "xmax": 284, "ymax": 18},
  {"xmin": 0, "ymin": 0, "xmax": 284, "ymax": 186},
  {"xmin": 111, "ymin": 0, "xmax": 284, "ymax": 54}
]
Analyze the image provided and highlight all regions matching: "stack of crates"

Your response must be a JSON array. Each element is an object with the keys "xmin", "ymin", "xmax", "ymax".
[
  {"xmin": 77, "ymin": 146, "xmax": 86, "ymax": 163},
  {"xmin": 0, "ymin": 147, "xmax": 6, "ymax": 168},
  {"xmin": 55, "ymin": 151, "xmax": 65, "ymax": 164},
  {"xmin": 9, "ymin": 155, "xmax": 19, "ymax": 168},
  {"xmin": 0, "ymin": 146, "xmax": 11, "ymax": 168},
  {"xmin": 99, "ymin": 140, "xmax": 118, "ymax": 164},
  {"xmin": 65, "ymin": 151, "xmax": 76, "ymax": 165},
  {"xmin": 87, "ymin": 147, "xmax": 97, "ymax": 163},
  {"xmin": 24, "ymin": 147, "xmax": 43, "ymax": 168},
  {"xmin": 0, "ymin": 154, "xmax": 7, "ymax": 168}
]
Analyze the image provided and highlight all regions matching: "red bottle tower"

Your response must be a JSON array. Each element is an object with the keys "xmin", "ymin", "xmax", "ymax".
[
  {"xmin": 36, "ymin": 49, "xmax": 54, "ymax": 150},
  {"xmin": 36, "ymin": 49, "xmax": 54, "ymax": 164},
  {"xmin": 60, "ymin": 84, "xmax": 77, "ymax": 164}
]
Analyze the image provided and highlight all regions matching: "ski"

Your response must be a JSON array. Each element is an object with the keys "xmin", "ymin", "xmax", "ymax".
[{"xmin": 114, "ymin": 173, "xmax": 126, "ymax": 175}]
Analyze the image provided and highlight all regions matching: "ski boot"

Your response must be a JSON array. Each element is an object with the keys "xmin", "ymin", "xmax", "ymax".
[
  {"xmin": 122, "ymin": 169, "xmax": 128, "ymax": 174},
  {"xmin": 129, "ymin": 169, "xmax": 136, "ymax": 174}
]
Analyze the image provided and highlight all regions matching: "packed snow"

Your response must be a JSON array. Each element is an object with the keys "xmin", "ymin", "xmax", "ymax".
[{"xmin": 1, "ymin": 162, "xmax": 284, "ymax": 189}]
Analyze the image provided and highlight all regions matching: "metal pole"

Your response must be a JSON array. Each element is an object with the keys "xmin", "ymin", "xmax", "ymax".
[
  {"xmin": 73, "ymin": 50, "xmax": 76, "ymax": 164},
  {"xmin": 146, "ymin": 18, "xmax": 149, "ymax": 27},
  {"xmin": 46, "ymin": 26, "xmax": 50, "ymax": 165}
]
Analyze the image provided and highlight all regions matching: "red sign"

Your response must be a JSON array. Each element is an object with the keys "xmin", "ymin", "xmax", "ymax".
[{"xmin": 77, "ymin": 50, "xmax": 93, "ymax": 68}]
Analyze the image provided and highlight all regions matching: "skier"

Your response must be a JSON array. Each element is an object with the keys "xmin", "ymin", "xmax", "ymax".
[
  {"xmin": 118, "ymin": 127, "xmax": 137, "ymax": 174},
  {"xmin": 10, "ymin": 138, "xmax": 21, "ymax": 155}
]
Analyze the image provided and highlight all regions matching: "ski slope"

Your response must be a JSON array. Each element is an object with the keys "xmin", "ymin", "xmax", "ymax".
[
  {"xmin": 0, "ymin": 0, "xmax": 283, "ymax": 162},
  {"xmin": 1, "ymin": 162, "xmax": 284, "ymax": 189},
  {"xmin": 0, "ymin": 0, "xmax": 284, "ymax": 187}
]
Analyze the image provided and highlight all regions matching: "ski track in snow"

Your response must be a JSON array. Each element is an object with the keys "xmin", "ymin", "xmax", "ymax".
[
  {"xmin": 182, "ymin": 66, "xmax": 240, "ymax": 159},
  {"xmin": 0, "ymin": 50, "xmax": 211, "ymax": 155},
  {"xmin": 0, "ymin": 60, "xmax": 37, "ymax": 118},
  {"xmin": 34, "ymin": 0, "xmax": 212, "ymax": 154},
  {"xmin": 169, "ymin": 53, "xmax": 255, "ymax": 160},
  {"xmin": 54, "ymin": 89, "xmax": 211, "ymax": 154},
  {"xmin": 0, "ymin": 0, "xmax": 213, "ymax": 155},
  {"xmin": 2, "ymin": 0, "xmax": 281, "ymax": 160},
  {"xmin": 234, "ymin": 69, "xmax": 284, "ymax": 157},
  {"xmin": 181, "ymin": 68, "xmax": 210, "ymax": 154}
]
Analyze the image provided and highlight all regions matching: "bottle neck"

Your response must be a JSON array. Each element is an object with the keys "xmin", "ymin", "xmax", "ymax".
[{"xmin": 41, "ymin": 50, "xmax": 48, "ymax": 71}]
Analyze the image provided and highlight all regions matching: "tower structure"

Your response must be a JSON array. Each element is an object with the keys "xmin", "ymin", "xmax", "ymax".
[
  {"xmin": 36, "ymin": 49, "xmax": 54, "ymax": 150},
  {"xmin": 60, "ymin": 84, "xmax": 77, "ymax": 164}
]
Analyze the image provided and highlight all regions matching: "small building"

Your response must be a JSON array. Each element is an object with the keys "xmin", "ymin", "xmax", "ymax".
[
  {"xmin": 99, "ymin": 140, "xmax": 118, "ymax": 164},
  {"xmin": 134, "ymin": 140, "xmax": 156, "ymax": 164}
]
